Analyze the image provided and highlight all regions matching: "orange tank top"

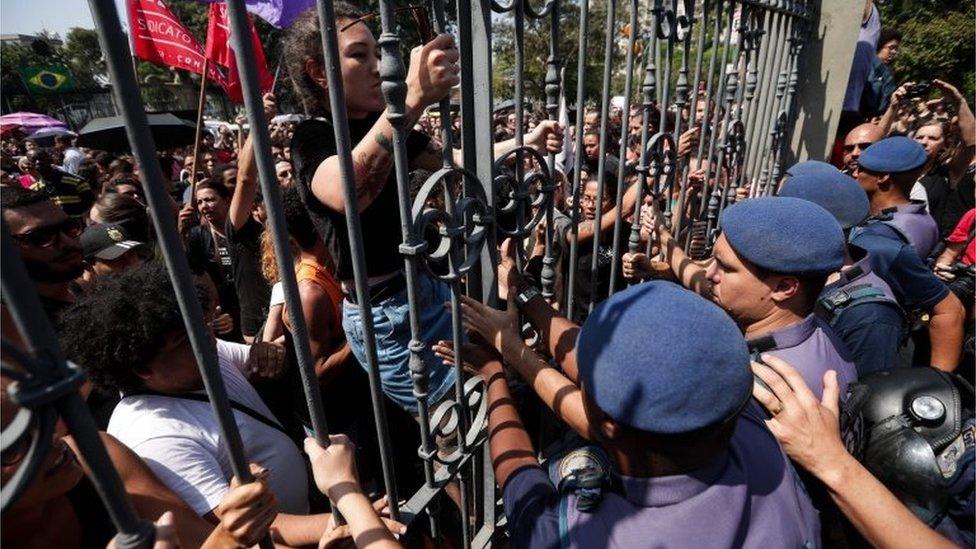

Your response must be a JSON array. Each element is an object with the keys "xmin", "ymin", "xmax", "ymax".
[{"xmin": 295, "ymin": 260, "xmax": 344, "ymax": 326}]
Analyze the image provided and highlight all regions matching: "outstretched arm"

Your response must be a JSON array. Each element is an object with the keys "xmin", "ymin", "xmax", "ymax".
[{"xmin": 751, "ymin": 355, "xmax": 955, "ymax": 549}]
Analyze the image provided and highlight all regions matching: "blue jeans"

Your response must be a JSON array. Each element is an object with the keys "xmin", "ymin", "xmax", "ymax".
[{"xmin": 342, "ymin": 272, "xmax": 457, "ymax": 415}]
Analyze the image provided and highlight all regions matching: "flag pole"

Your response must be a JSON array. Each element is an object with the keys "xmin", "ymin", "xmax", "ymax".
[{"xmin": 189, "ymin": 57, "xmax": 209, "ymax": 208}]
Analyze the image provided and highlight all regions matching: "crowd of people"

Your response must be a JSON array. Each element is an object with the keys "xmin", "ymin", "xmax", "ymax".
[{"xmin": 0, "ymin": 1, "xmax": 973, "ymax": 547}]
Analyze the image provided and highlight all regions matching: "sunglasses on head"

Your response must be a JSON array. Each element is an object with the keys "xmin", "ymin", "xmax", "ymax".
[
  {"xmin": 11, "ymin": 218, "xmax": 84, "ymax": 248},
  {"xmin": 843, "ymin": 142, "xmax": 874, "ymax": 152}
]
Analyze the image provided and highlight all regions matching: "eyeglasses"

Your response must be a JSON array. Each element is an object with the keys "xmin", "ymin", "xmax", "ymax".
[
  {"xmin": 10, "ymin": 218, "xmax": 84, "ymax": 248},
  {"xmin": 843, "ymin": 142, "xmax": 874, "ymax": 153}
]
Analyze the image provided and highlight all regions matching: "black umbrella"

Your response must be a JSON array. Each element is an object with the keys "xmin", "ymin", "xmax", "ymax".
[{"xmin": 77, "ymin": 113, "xmax": 197, "ymax": 153}]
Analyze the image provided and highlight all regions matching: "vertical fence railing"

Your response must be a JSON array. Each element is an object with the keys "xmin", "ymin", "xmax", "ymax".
[
  {"xmin": 86, "ymin": 0, "xmax": 276, "ymax": 546},
  {"xmin": 4, "ymin": 1, "xmax": 819, "ymax": 547}
]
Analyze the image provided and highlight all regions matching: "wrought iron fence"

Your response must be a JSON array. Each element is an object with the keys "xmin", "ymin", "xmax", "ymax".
[{"xmin": 1, "ymin": 0, "xmax": 816, "ymax": 547}]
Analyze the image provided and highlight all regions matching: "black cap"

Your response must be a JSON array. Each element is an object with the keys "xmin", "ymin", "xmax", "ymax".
[{"xmin": 81, "ymin": 223, "xmax": 145, "ymax": 261}]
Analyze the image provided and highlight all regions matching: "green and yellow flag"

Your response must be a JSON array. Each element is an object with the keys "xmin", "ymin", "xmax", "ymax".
[{"xmin": 18, "ymin": 65, "xmax": 76, "ymax": 94}]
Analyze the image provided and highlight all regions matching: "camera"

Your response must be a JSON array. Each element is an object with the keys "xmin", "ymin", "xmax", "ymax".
[{"xmin": 904, "ymin": 81, "xmax": 931, "ymax": 99}]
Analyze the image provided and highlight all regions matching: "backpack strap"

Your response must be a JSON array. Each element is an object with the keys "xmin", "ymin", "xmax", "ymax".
[
  {"xmin": 123, "ymin": 390, "xmax": 287, "ymax": 437},
  {"xmin": 816, "ymin": 283, "xmax": 906, "ymax": 327}
]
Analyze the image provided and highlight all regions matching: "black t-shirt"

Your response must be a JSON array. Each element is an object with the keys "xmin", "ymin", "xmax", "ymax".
[
  {"xmin": 570, "ymin": 221, "xmax": 631, "ymax": 321},
  {"xmin": 226, "ymin": 216, "xmax": 271, "ymax": 337},
  {"xmin": 290, "ymin": 113, "xmax": 432, "ymax": 281},
  {"xmin": 186, "ymin": 224, "xmax": 243, "ymax": 341}
]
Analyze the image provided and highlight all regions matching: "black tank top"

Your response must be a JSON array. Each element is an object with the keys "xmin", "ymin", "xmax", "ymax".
[{"xmin": 290, "ymin": 113, "xmax": 432, "ymax": 281}]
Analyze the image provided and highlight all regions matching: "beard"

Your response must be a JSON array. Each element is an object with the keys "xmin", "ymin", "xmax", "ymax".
[{"xmin": 23, "ymin": 253, "xmax": 84, "ymax": 283}]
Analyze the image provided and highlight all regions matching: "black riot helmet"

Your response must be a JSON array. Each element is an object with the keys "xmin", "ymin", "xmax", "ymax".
[{"xmin": 845, "ymin": 368, "xmax": 975, "ymax": 526}]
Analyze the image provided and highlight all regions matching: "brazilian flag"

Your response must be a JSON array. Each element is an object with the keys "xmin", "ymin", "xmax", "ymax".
[{"xmin": 18, "ymin": 65, "xmax": 76, "ymax": 94}]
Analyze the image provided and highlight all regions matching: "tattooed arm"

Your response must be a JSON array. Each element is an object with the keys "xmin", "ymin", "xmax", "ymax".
[
  {"xmin": 412, "ymin": 120, "xmax": 565, "ymax": 172},
  {"xmin": 310, "ymin": 34, "xmax": 460, "ymax": 214}
]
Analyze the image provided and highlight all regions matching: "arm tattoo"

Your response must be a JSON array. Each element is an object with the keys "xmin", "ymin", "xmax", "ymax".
[
  {"xmin": 352, "ymin": 150, "xmax": 392, "ymax": 202},
  {"xmin": 375, "ymin": 132, "xmax": 394, "ymax": 155}
]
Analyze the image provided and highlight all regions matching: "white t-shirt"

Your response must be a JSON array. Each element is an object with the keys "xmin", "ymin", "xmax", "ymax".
[
  {"xmin": 108, "ymin": 339, "xmax": 309, "ymax": 516},
  {"xmin": 910, "ymin": 181, "xmax": 930, "ymax": 212},
  {"xmin": 269, "ymin": 281, "xmax": 285, "ymax": 307}
]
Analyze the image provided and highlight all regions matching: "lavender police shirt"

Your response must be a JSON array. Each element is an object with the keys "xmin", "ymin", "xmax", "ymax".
[
  {"xmin": 817, "ymin": 250, "xmax": 905, "ymax": 376},
  {"xmin": 502, "ymin": 404, "xmax": 820, "ymax": 549},
  {"xmin": 747, "ymin": 315, "xmax": 858, "ymax": 399},
  {"xmin": 882, "ymin": 202, "xmax": 940, "ymax": 260}
]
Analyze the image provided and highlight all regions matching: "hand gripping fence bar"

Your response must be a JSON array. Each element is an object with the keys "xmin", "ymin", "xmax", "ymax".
[
  {"xmin": 1, "ymin": 223, "xmax": 156, "ymax": 548},
  {"xmin": 86, "ymin": 0, "xmax": 274, "ymax": 546}
]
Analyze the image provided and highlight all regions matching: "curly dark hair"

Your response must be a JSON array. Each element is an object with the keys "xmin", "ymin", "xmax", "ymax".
[
  {"xmin": 282, "ymin": 184, "xmax": 318, "ymax": 250},
  {"xmin": 283, "ymin": 2, "xmax": 366, "ymax": 117},
  {"xmin": 1, "ymin": 186, "xmax": 49, "ymax": 215},
  {"xmin": 58, "ymin": 262, "xmax": 209, "ymax": 394}
]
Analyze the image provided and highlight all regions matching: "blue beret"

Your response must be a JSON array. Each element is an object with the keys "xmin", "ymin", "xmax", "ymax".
[
  {"xmin": 778, "ymin": 170, "xmax": 869, "ymax": 229},
  {"xmin": 577, "ymin": 281, "xmax": 752, "ymax": 434},
  {"xmin": 784, "ymin": 160, "xmax": 838, "ymax": 178},
  {"xmin": 857, "ymin": 136, "xmax": 927, "ymax": 173},
  {"xmin": 720, "ymin": 196, "xmax": 845, "ymax": 276}
]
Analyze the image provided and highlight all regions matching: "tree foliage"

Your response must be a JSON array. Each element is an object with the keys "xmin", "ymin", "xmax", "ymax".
[{"xmin": 876, "ymin": 0, "xmax": 975, "ymax": 102}]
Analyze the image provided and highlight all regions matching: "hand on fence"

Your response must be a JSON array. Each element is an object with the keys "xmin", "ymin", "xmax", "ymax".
[
  {"xmin": 677, "ymin": 126, "xmax": 701, "ymax": 159},
  {"xmin": 406, "ymin": 33, "xmax": 460, "ymax": 112},
  {"xmin": 457, "ymin": 292, "xmax": 519, "ymax": 355},
  {"xmin": 304, "ymin": 435, "xmax": 360, "ymax": 500},
  {"xmin": 218, "ymin": 463, "xmax": 279, "ymax": 548},
  {"xmin": 106, "ymin": 511, "xmax": 181, "ymax": 548},
  {"xmin": 178, "ymin": 204, "xmax": 198, "ymax": 235},
  {"xmin": 432, "ymin": 336, "xmax": 503, "ymax": 377},
  {"xmin": 621, "ymin": 252, "xmax": 651, "ymax": 280},
  {"xmin": 750, "ymin": 354, "xmax": 844, "ymax": 479},
  {"xmin": 245, "ymin": 339, "xmax": 287, "ymax": 380},
  {"xmin": 496, "ymin": 238, "xmax": 522, "ymax": 301},
  {"xmin": 525, "ymin": 120, "xmax": 564, "ymax": 155}
]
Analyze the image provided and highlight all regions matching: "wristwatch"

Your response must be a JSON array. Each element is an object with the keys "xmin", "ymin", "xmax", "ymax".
[{"xmin": 515, "ymin": 284, "xmax": 542, "ymax": 308}]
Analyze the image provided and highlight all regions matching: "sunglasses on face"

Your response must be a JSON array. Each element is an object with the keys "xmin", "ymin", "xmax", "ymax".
[
  {"xmin": 11, "ymin": 218, "xmax": 84, "ymax": 248},
  {"xmin": 843, "ymin": 142, "xmax": 873, "ymax": 153}
]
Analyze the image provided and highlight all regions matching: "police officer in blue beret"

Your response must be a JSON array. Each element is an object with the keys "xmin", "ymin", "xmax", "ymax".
[
  {"xmin": 849, "ymin": 136, "xmax": 966, "ymax": 371},
  {"xmin": 779, "ymin": 170, "xmax": 906, "ymax": 375},
  {"xmin": 442, "ymin": 282, "xmax": 820, "ymax": 548},
  {"xmin": 646, "ymin": 196, "xmax": 858, "ymax": 398},
  {"xmin": 854, "ymin": 136, "xmax": 940, "ymax": 257}
]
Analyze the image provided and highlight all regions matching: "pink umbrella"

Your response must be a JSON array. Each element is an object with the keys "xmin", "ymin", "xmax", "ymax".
[{"xmin": 0, "ymin": 112, "xmax": 68, "ymax": 137}]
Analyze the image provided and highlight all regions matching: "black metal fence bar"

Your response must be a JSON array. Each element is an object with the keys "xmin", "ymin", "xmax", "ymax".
[
  {"xmin": 607, "ymin": 0, "xmax": 640, "ymax": 296},
  {"xmin": 312, "ymin": 0, "xmax": 402, "ymax": 523},
  {"xmin": 0, "ymin": 224, "xmax": 155, "ymax": 549},
  {"xmin": 587, "ymin": 0, "xmax": 618, "ymax": 313},
  {"xmin": 564, "ymin": 0, "xmax": 590, "ymax": 319}
]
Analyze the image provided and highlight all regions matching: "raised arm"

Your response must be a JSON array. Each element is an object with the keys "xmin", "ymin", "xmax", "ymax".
[
  {"xmin": 309, "ymin": 35, "xmax": 458, "ymax": 213},
  {"xmin": 230, "ymin": 93, "xmax": 276, "ymax": 231}
]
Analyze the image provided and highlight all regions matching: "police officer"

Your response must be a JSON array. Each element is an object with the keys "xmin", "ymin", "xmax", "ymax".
[
  {"xmin": 850, "ymin": 136, "xmax": 966, "ymax": 371},
  {"xmin": 458, "ymin": 282, "xmax": 821, "ymax": 548},
  {"xmin": 647, "ymin": 197, "xmax": 858, "ymax": 397},
  {"xmin": 854, "ymin": 136, "xmax": 940, "ymax": 258},
  {"xmin": 779, "ymin": 168, "xmax": 906, "ymax": 375}
]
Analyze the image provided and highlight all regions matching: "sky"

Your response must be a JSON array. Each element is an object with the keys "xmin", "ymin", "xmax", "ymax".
[{"xmin": 0, "ymin": 0, "xmax": 129, "ymax": 39}]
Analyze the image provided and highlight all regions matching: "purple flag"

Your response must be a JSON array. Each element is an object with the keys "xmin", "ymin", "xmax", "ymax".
[{"xmin": 197, "ymin": 0, "xmax": 315, "ymax": 28}]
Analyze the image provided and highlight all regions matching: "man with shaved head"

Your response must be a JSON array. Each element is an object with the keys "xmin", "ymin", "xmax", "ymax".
[{"xmin": 842, "ymin": 123, "xmax": 884, "ymax": 175}]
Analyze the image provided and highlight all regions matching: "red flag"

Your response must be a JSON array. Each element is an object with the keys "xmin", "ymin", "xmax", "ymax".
[
  {"xmin": 127, "ymin": 0, "xmax": 226, "ymax": 85},
  {"xmin": 205, "ymin": 2, "xmax": 273, "ymax": 104}
]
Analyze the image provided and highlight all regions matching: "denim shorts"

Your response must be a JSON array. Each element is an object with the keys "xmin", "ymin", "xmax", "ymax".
[{"xmin": 342, "ymin": 271, "xmax": 458, "ymax": 415}]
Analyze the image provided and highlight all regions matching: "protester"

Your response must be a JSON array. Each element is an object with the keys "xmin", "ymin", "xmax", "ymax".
[
  {"xmin": 25, "ymin": 148, "xmax": 95, "ymax": 219},
  {"xmin": 284, "ymin": 3, "xmax": 562, "ymax": 418}
]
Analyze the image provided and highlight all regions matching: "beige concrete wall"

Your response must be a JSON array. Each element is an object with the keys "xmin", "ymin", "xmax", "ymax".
[{"xmin": 790, "ymin": 0, "xmax": 867, "ymax": 162}]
